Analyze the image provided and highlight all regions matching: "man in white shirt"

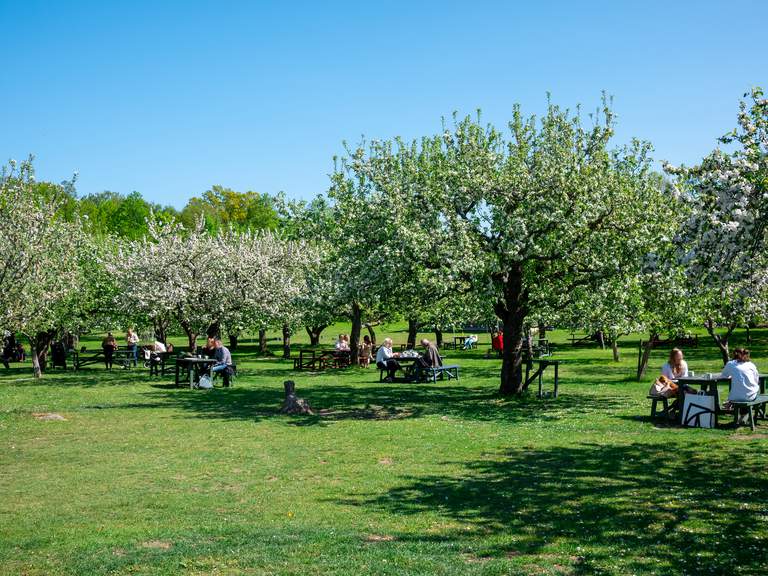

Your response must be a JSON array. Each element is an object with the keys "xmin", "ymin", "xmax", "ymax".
[{"xmin": 376, "ymin": 337, "xmax": 400, "ymax": 382}]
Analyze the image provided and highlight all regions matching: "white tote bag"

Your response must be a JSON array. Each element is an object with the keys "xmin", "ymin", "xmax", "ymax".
[{"xmin": 682, "ymin": 392, "xmax": 716, "ymax": 429}]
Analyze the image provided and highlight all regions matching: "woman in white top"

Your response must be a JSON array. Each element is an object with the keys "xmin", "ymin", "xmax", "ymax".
[
  {"xmin": 335, "ymin": 334, "xmax": 350, "ymax": 351},
  {"xmin": 661, "ymin": 348, "xmax": 689, "ymax": 380},
  {"xmin": 375, "ymin": 337, "xmax": 400, "ymax": 381},
  {"xmin": 723, "ymin": 348, "xmax": 760, "ymax": 402}
]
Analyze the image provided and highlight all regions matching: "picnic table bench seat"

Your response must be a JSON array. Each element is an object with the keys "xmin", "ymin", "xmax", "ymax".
[
  {"xmin": 423, "ymin": 364, "xmax": 459, "ymax": 383},
  {"xmin": 647, "ymin": 394, "xmax": 675, "ymax": 421},
  {"xmin": 730, "ymin": 394, "xmax": 768, "ymax": 431}
]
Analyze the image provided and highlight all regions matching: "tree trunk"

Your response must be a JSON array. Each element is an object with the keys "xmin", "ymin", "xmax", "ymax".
[
  {"xmin": 206, "ymin": 321, "xmax": 220, "ymax": 339},
  {"xmin": 349, "ymin": 302, "xmax": 362, "ymax": 366},
  {"xmin": 180, "ymin": 322, "xmax": 197, "ymax": 351},
  {"xmin": 28, "ymin": 331, "xmax": 54, "ymax": 379},
  {"xmin": 596, "ymin": 330, "xmax": 605, "ymax": 350},
  {"xmin": 434, "ymin": 326, "xmax": 443, "ymax": 348},
  {"xmin": 538, "ymin": 321, "xmax": 547, "ymax": 343},
  {"xmin": 153, "ymin": 318, "xmax": 168, "ymax": 345},
  {"xmin": 705, "ymin": 320, "xmax": 733, "ymax": 366},
  {"xmin": 497, "ymin": 265, "xmax": 528, "ymax": 395},
  {"xmin": 305, "ymin": 325, "xmax": 326, "ymax": 346},
  {"xmin": 259, "ymin": 329, "xmax": 268, "ymax": 354},
  {"xmin": 228, "ymin": 332, "xmax": 239, "ymax": 351},
  {"xmin": 366, "ymin": 323, "xmax": 377, "ymax": 347},
  {"xmin": 611, "ymin": 339, "xmax": 620, "ymax": 362},
  {"xmin": 280, "ymin": 380, "xmax": 313, "ymax": 414},
  {"xmin": 282, "ymin": 324, "xmax": 291, "ymax": 359},
  {"xmin": 407, "ymin": 317, "xmax": 419, "ymax": 349},
  {"xmin": 745, "ymin": 324, "xmax": 751, "ymax": 344},
  {"xmin": 636, "ymin": 333, "xmax": 657, "ymax": 380}
]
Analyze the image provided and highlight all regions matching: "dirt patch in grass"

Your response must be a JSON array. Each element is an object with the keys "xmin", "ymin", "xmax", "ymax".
[
  {"xmin": 31, "ymin": 412, "xmax": 66, "ymax": 421},
  {"xmin": 364, "ymin": 534, "xmax": 396, "ymax": 542},
  {"xmin": 141, "ymin": 540, "xmax": 172, "ymax": 550},
  {"xmin": 378, "ymin": 457, "xmax": 393, "ymax": 465}
]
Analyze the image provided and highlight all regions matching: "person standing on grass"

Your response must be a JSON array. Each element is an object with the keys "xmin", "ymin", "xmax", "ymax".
[
  {"xmin": 102, "ymin": 332, "xmax": 117, "ymax": 370},
  {"xmin": 126, "ymin": 328, "xmax": 139, "ymax": 367},
  {"xmin": 724, "ymin": 348, "xmax": 760, "ymax": 403},
  {"xmin": 359, "ymin": 335, "xmax": 373, "ymax": 367},
  {"xmin": 376, "ymin": 337, "xmax": 400, "ymax": 382},
  {"xmin": 491, "ymin": 330, "xmax": 504, "ymax": 357},
  {"xmin": 212, "ymin": 337, "xmax": 234, "ymax": 387},
  {"xmin": 661, "ymin": 348, "xmax": 689, "ymax": 379}
]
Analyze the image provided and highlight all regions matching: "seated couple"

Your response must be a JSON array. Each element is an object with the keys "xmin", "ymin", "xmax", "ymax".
[
  {"xmin": 655, "ymin": 347, "xmax": 760, "ymax": 404},
  {"xmin": 376, "ymin": 337, "xmax": 441, "ymax": 382}
]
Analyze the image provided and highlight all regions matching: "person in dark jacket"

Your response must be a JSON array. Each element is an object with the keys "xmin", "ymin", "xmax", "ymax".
[{"xmin": 413, "ymin": 338, "xmax": 442, "ymax": 381}]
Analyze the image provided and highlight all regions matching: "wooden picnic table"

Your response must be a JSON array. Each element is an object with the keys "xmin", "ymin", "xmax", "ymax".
[
  {"xmin": 672, "ymin": 374, "xmax": 768, "ymax": 427},
  {"xmin": 175, "ymin": 356, "xmax": 217, "ymax": 388},
  {"xmin": 378, "ymin": 355, "xmax": 420, "ymax": 382},
  {"xmin": 524, "ymin": 358, "xmax": 560, "ymax": 398}
]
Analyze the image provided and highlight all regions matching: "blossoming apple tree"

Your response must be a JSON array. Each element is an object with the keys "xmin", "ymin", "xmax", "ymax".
[{"xmin": 346, "ymin": 99, "xmax": 670, "ymax": 393}]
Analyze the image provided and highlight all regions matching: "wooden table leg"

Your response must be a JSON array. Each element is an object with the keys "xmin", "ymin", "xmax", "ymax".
[{"xmin": 554, "ymin": 362, "xmax": 559, "ymax": 398}]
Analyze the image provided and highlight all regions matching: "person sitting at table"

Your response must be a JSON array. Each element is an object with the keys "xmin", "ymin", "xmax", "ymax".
[
  {"xmin": 661, "ymin": 348, "xmax": 689, "ymax": 380},
  {"xmin": 335, "ymin": 334, "xmax": 350, "ymax": 351},
  {"xmin": 102, "ymin": 332, "xmax": 117, "ymax": 370},
  {"xmin": 359, "ymin": 335, "xmax": 373, "ymax": 368},
  {"xmin": 376, "ymin": 337, "xmax": 400, "ymax": 382},
  {"xmin": 463, "ymin": 334, "xmax": 478, "ymax": 350},
  {"xmin": 724, "ymin": 347, "xmax": 760, "ymax": 403},
  {"xmin": 413, "ymin": 338, "xmax": 442, "ymax": 381},
  {"xmin": 153, "ymin": 339, "xmax": 167, "ymax": 353},
  {"xmin": 211, "ymin": 337, "xmax": 234, "ymax": 387},
  {"xmin": 203, "ymin": 336, "xmax": 217, "ymax": 358}
]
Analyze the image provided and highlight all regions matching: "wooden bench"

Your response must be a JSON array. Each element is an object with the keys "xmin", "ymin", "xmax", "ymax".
[
  {"xmin": 730, "ymin": 394, "xmax": 768, "ymax": 431},
  {"xmin": 423, "ymin": 364, "xmax": 459, "ymax": 383},
  {"xmin": 647, "ymin": 395, "xmax": 675, "ymax": 421}
]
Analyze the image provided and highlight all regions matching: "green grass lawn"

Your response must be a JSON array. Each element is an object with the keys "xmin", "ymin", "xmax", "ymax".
[{"xmin": 1, "ymin": 326, "xmax": 767, "ymax": 575}]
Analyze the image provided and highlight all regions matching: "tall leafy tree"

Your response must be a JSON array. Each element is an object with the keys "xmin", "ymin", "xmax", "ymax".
[
  {"xmin": 0, "ymin": 159, "xmax": 86, "ymax": 376},
  {"xmin": 180, "ymin": 185, "xmax": 279, "ymax": 233},
  {"xmin": 347, "ymin": 99, "xmax": 669, "ymax": 393}
]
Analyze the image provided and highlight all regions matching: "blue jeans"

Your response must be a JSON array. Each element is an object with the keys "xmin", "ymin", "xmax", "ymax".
[
  {"xmin": 212, "ymin": 363, "xmax": 232, "ymax": 386},
  {"xmin": 127, "ymin": 344, "xmax": 138, "ymax": 366}
]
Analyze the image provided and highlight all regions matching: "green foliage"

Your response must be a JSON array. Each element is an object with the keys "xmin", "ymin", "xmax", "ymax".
[
  {"xmin": 180, "ymin": 185, "xmax": 279, "ymax": 233},
  {"xmin": 77, "ymin": 191, "xmax": 179, "ymax": 240}
]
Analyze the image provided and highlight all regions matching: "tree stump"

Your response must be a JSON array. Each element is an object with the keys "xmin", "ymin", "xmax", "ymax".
[{"xmin": 280, "ymin": 380, "xmax": 313, "ymax": 415}]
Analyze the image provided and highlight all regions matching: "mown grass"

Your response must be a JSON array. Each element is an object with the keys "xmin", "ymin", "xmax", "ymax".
[{"xmin": 1, "ymin": 326, "xmax": 767, "ymax": 575}]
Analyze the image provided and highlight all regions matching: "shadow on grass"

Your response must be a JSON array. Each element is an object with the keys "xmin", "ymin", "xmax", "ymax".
[
  {"xmin": 337, "ymin": 442, "xmax": 768, "ymax": 575},
  {"xmin": 131, "ymin": 382, "xmax": 625, "ymax": 426}
]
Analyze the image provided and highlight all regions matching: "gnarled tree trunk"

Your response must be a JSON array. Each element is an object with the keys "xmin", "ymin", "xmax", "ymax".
[
  {"xmin": 365, "ymin": 322, "xmax": 378, "ymax": 347},
  {"xmin": 704, "ymin": 319, "xmax": 735, "ymax": 367},
  {"xmin": 636, "ymin": 333, "xmax": 658, "ymax": 381},
  {"xmin": 28, "ymin": 331, "xmax": 54, "ymax": 379},
  {"xmin": 258, "ymin": 329, "xmax": 268, "ymax": 354},
  {"xmin": 228, "ymin": 332, "xmax": 239, "ymax": 351},
  {"xmin": 496, "ymin": 264, "xmax": 528, "ymax": 395},
  {"xmin": 407, "ymin": 317, "xmax": 420, "ymax": 349},
  {"xmin": 349, "ymin": 302, "xmax": 362, "ymax": 366},
  {"xmin": 611, "ymin": 339, "xmax": 620, "ymax": 362},
  {"xmin": 305, "ymin": 325, "xmax": 326, "ymax": 346},
  {"xmin": 282, "ymin": 324, "xmax": 291, "ymax": 359},
  {"xmin": 180, "ymin": 321, "xmax": 197, "ymax": 351},
  {"xmin": 434, "ymin": 326, "xmax": 443, "ymax": 349}
]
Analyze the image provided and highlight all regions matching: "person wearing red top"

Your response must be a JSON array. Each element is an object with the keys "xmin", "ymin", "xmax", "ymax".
[{"xmin": 491, "ymin": 330, "xmax": 504, "ymax": 357}]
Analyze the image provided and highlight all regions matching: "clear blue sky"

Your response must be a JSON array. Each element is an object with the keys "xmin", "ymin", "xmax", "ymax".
[{"xmin": 1, "ymin": 0, "xmax": 766, "ymax": 208}]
